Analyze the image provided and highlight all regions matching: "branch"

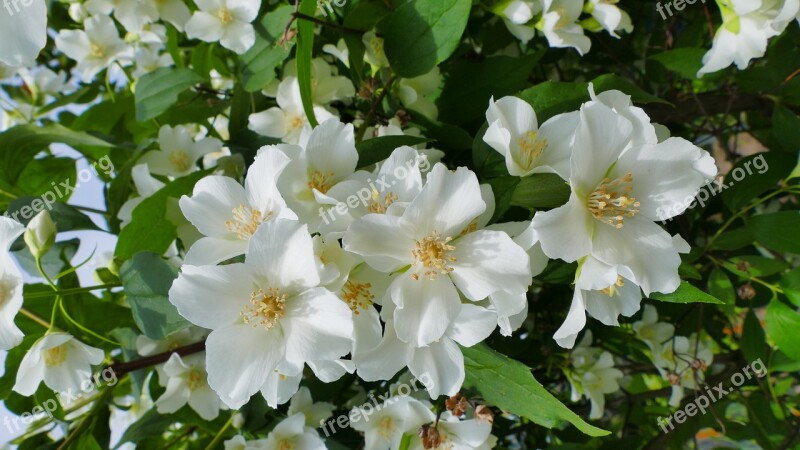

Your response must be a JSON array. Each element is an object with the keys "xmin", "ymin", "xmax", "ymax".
[
  {"xmin": 642, "ymin": 92, "xmax": 773, "ymax": 125},
  {"xmin": 107, "ymin": 341, "xmax": 206, "ymax": 376}
]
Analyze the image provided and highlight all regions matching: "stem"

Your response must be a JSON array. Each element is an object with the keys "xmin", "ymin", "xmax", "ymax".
[
  {"xmin": 704, "ymin": 187, "xmax": 788, "ymax": 251},
  {"xmin": 108, "ymin": 340, "xmax": 206, "ymax": 376},
  {"xmin": 70, "ymin": 204, "xmax": 110, "ymax": 217},
  {"xmin": 18, "ymin": 308, "xmax": 52, "ymax": 328},
  {"xmin": 355, "ymin": 75, "xmax": 396, "ymax": 142},
  {"xmin": 25, "ymin": 283, "xmax": 122, "ymax": 299},
  {"xmin": 56, "ymin": 387, "xmax": 115, "ymax": 450},
  {"xmin": 203, "ymin": 415, "xmax": 234, "ymax": 450}
]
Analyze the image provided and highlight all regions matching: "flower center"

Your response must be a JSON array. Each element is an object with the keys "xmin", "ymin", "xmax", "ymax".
[
  {"xmin": 241, "ymin": 288, "xmax": 286, "ymax": 329},
  {"xmin": 44, "ymin": 345, "xmax": 68, "ymax": 367},
  {"xmin": 367, "ymin": 190, "xmax": 397, "ymax": 213},
  {"xmin": 186, "ymin": 370, "xmax": 205, "ymax": 391},
  {"xmin": 378, "ymin": 416, "xmax": 396, "ymax": 438},
  {"xmin": 517, "ymin": 131, "xmax": 547, "ymax": 169},
  {"xmin": 288, "ymin": 114, "xmax": 306, "ymax": 131},
  {"xmin": 0, "ymin": 278, "xmax": 12, "ymax": 308},
  {"xmin": 600, "ymin": 275, "xmax": 624, "ymax": 297},
  {"xmin": 554, "ymin": 8, "xmax": 571, "ymax": 29},
  {"xmin": 277, "ymin": 440, "xmax": 294, "ymax": 450},
  {"xmin": 586, "ymin": 172, "xmax": 640, "ymax": 229},
  {"xmin": 216, "ymin": 8, "xmax": 233, "ymax": 25},
  {"xmin": 169, "ymin": 150, "xmax": 192, "ymax": 172},
  {"xmin": 308, "ymin": 170, "xmax": 335, "ymax": 194},
  {"xmin": 341, "ymin": 280, "xmax": 374, "ymax": 315},
  {"xmin": 90, "ymin": 43, "xmax": 105, "ymax": 58},
  {"xmin": 411, "ymin": 232, "xmax": 457, "ymax": 281},
  {"xmin": 225, "ymin": 204, "xmax": 271, "ymax": 239},
  {"xmin": 369, "ymin": 36, "xmax": 384, "ymax": 56}
]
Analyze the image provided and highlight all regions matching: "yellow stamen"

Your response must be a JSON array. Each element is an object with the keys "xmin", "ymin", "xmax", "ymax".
[
  {"xmin": 308, "ymin": 170, "xmax": 335, "ymax": 194},
  {"xmin": 44, "ymin": 346, "xmax": 68, "ymax": 366},
  {"xmin": 216, "ymin": 8, "xmax": 233, "ymax": 25},
  {"xmin": 241, "ymin": 288, "xmax": 286, "ymax": 329},
  {"xmin": 378, "ymin": 416, "xmax": 396, "ymax": 438},
  {"xmin": 600, "ymin": 275, "xmax": 624, "ymax": 297},
  {"xmin": 225, "ymin": 204, "xmax": 270, "ymax": 239},
  {"xmin": 517, "ymin": 131, "xmax": 547, "ymax": 170},
  {"xmin": 277, "ymin": 440, "xmax": 294, "ymax": 450},
  {"xmin": 341, "ymin": 280, "xmax": 374, "ymax": 315},
  {"xmin": 169, "ymin": 150, "xmax": 192, "ymax": 173},
  {"xmin": 186, "ymin": 370, "xmax": 205, "ymax": 391},
  {"xmin": 411, "ymin": 232, "xmax": 457, "ymax": 281},
  {"xmin": 288, "ymin": 114, "xmax": 305, "ymax": 131},
  {"xmin": 367, "ymin": 190, "xmax": 397, "ymax": 213},
  {"xmin": 586, "ymin": 172, "xmax": 640, "ymax": 229},
  {"xmin": 90, "ymin": 43, "xmax": 105, "ymax": 58}
]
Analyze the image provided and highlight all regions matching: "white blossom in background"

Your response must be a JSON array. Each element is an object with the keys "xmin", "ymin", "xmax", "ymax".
[
  {"xmin": 136, "ymin": 326, "xmax": 209, "ymax": 380},
  {"xmin": 283, "ymin": 58, "xmax": 356, "ymax": 106},
  {"xmin": 84, "ymin": 0, "xmax": 158, "ymax": 33},
  {"xmin": 0, "ymin": 0, "xmax": 47, "ymax": 66},
  {"xmin": 653, "ymin": 334, "xmax": 714, "ymax": 406},
  {"xmin": 585, "ymin": 0, "xmax": 633, "ymax": 38},
  {"xmin": 322, "ymin": 39, "xmax": 350, "ymax": 67},
  {"xmin": 483, "ymin": 95, "xmax": 577, "ymax": 178},
  {"xmin": 262, "ymin": 413, "xmax": 327, "ymax": 450},
  {"xmin": 141, "ymin": 125, "xmax": 223, "ymax": 178},
  {"xmin": 396, "ymin": 68, "xmax": 442, "ymax": 119},
  {"xmin": 409, "ymin": 413, "xmax": 497, "ymax": 450},
  {"xmin": 0, "ymin": 217, "xmax": 25, "ymax": 350},
  {"xmin": 564, "ymin": 332, "xmax": 623, "ymax": 419},
  {"xmin": 363, "ymin": 31, "xmax": 389, "ymax": 69},
  {"xmin": 224, "ymin": 435, "xmax": 269, "ymax": 450},
  {"xmin": 698, "ymin": 0, "xmax": 799, "ymax": 76},
  {"xmin": 532, "ymin": 92, "xmax": 716, "ymax": 295},
  {"xmin": 13, "ymin": 332, "xmax": 105, "ymax": 396},
  {"xmin": 169, "ymin": 219, "xmax": 354, "ymax": 409},
  {"xmin": 349, "ymin": 395, "xmax": 435, "ymax": 450},
  {"xmin": 155, "ymin": 353, "xmax": 222, "ymax": 420},
  {"xmin": 494, "ymin": 0, "xmax": 541, "ymax": 43},
  {"xmin": 178, "ymin": 147, "xmax": 296, "ymax": 265},
  {"xmin": 55, "ymin": 15, "xmax": 133, "ymax": 83},
  {"xmin": 537, "ymin": 0, "xmax": 591, "ymax": 55},
  {"xmin": 18, "ymin": 68, "xmax": 69, "ymax": 100},
  {"xmin": 632, "ymin": 304, "xmax": 675, "ymax": 352},
  {"xmin": 185, "ymin": 0, "xmax": 261, "ymax": 54},
  {"xmin": 287, "ymin": 387, "xmax": 334, "ymax": 427}
]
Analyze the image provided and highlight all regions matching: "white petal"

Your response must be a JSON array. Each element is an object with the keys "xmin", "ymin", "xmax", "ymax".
[
  {"xmin": 185, "ymin": 12, "xmax": 224, "ymax": 42},
  {"xmin": 553, "ymin": 289, "xmax": 586, "ymax": 349},
  {"xmin": 342, "ymin": 214, "xmax": 415, "ymax": 272},
  {"xmin": 449, "ymin": 230, "xmax": 531, "ymax": 300},
  {"xmin": 532, "ymin": 195, "xmax": 593, "ymax": 262},
  {"xmin": 391, "ymin": 273, "xmax": 461, "ymax": 347},
  {"xmin": 179, "ymin": 175, "xmax": 248, "ymax": 238},
  {"xmin": 246, "ymin": 219, "xmax": 320, "ymax": 293},
  {"xmin": 448, "ymin": 304, "xmax": 497, "ymax": 347},
  {"xmin": 408, "ymin": 338, "xmax": 464, "ymax": 398},
  {"xmin": 282, "ymin": 288, "xmax": 353, "ymax": 368},
  {"xmin": 220, "ymin": 22, "xmax": 255, "ymax": 54},
  {"xmin": 0, "ymin": 0, "xmax": 47, "ymax": 66},
  {"xmin": 169, "ymin": 264, "xmax": 256, "ymax": 329}
]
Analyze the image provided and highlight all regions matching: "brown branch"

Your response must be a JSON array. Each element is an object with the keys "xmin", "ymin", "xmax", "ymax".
[
  {"xmin": 642, "ymin": 92, "xmax": 773, "ymax": 126},
  {"xmin": 107, "ymin": 341, "xmax": 206, "ymax": 377}
]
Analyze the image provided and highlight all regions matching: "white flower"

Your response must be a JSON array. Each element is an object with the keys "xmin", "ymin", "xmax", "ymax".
[
  {"xmin": 565, "ymin": 332, "xmax": 623, "ymax": 419},
  {"xmin": 178, "ymin": 147, "xmax": 296, "ymax": 265},
  {"xmin": 0, "ymin": 0, "xmax": 46, "ymax": 66},
  {"xmin": 532, "ymin": 96, "xmax": 716, "ymax": 295},
  {"xmin": 136, "ymin": 326, "xmax": 208, "ymax": 380},
  {"xmin": 185, "ymin": 0, "xmax": 261, "ymax": 54},
  {"xmin": 553, "ymin": 257, "xmax": 643, "ymax": 348},
  {"xmin": 409, "ymin": 413, "xmax": 497, "ymax": 450},
  {"xmin": 24, "ymin": 210, "xmax": 56, "ymax": 258},
  {"xmin": 56, "ymin": 15, "xmax": 132, "ymax": 83},
  {"xmin": 287, "ymin": 387, "xmax": 334, "ymax": 428},
  {"xmin": 495, "ymin": 0, "xmax": 540, "ymax": 43},
  {"xmin": 13, "ymin": 332, "xmax": 105, "ymax": 396},
  {"xmin": 363, "ymin": 31, "xmax": 389, "ymax": 68},
  {"xmin": 156, "ymin": 353, "xmax": 222, "ymax": 420},
  {"xmin": 322, "ymin": 39, "xmax": 350, "ymax": 67},
  {"xmin": 169, "ymin": 219, "xmax": 354, "ymax": 409},
  {"xmin": 632, "ymin": 304, "xmax": 674, "ymax": 352},
  {"xmin": 537, "ymin": 0, "xmax": 591, "ymax": 55},
  {"xmin": 141, "ymin": 125, "xmax": 223, "ymax": 178},
  {"xmin": 698, "ymin": 0, "xmax": 790, "ymax": 76},
  {"xmin": 344, "ymin": 163, "xmax": 532, "ymax": 347},
  {"xmin": 586, "ymin": 0, "xmax": 633, "ymax": 38},
  {"xmin": 652, "ymin": 334, "xmax": 714, "ymax": 406},
  {"xmin": 396, "ymin": 68, "xmax": 442, "ymax": 119},
  {"xmin": 84, "ymin": 0, "xmax": 158, "ymax": 33},
  {"xmin": 248, "ymin": 76, "xmax": 337, "ymax": 145},
  {"xmin": 483, "ymin": 95, "xmax": 577, "ymax": 178},
  {"xmin": 18, "ymin": 68, "xmax": 69, "ymax": 99},
  {"xmin": 283, "ymin": 58, "xmax": 356, "ymax": 105},
  {"xmin": 263, "ymin": 413, "xmax": 327, "ymax": 450},
  {"xmin": 0, "ymin": 217, "xmax": 25, "ymax": 350},
  {"xmin": 224, "ymin": 435, "xmax": 269, "ymax": 450},
  {"xmin": 349, "ymin": 396, "xmax": 434, "ymax": 450}
]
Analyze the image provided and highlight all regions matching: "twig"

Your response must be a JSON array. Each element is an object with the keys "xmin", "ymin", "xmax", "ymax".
[{"xmin": 108, "ymin": 340, "xmax": 206, "ymax": 376}]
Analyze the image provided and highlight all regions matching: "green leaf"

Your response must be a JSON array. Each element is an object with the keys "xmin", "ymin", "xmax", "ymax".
[
  {"xmin": 355, "ymin": 135, "xmax": 430, "ymax": 168},
  {"xmin": 114, "ymin": 171, "xmax": 207, "ymax": 261},
  {"xmin": 437, "ymin": 54, "xmax": 542, "ymax": 125},
  {"xmin": 240, "ymin": 4, "xmax": 295, "ymax": 92},
  {"xmin": 772, "ymin": 106, "xmax": 800, "ymax": 152},
  {"xmin": 591, "ymin": 74, "xmax": 670, "ymax": 105},
  {"xmin": 747, "ymin": 211, "xmax": 800, "ymax": 254},
  {"xmin": 721, "ymin": 152, "xmax": 794, "ymax": 211},
  {"xmin": 462, "ymin": 344, "xmax": 609, "ymax": 436},
  {"xmin": 8, "ymin": 197, "xmax": 99, "ymax": 231},
  {"xmin": 134, "ymin": 67, "xmax": 204, "ymax": 121},
  {"xmin": 780, "ymin": 267, "xmax": 800, "ymax": 307},
  {"xmin": 510, "ymin": 174, "xmax": 571, "ymax": 209},
  {"xmin": 379, "ymin": 0, "xmax": 472, "ymax": 78},
  {"xmin": 649, "ymin": 48, "xmax": 706, "ymax": 80},
  {"xmin": 649, "ymin": 281, "xmax": 724, "ymax": 304},
  {"xmin": 120, "ymin": 252, "xmax": 188, "ymax": 340},
  {"xmin": 708, "ymin": 267, "xmax": 735, "ymax": 305},
  {"xmin": 742, "ymin": 309, "xmax": 768, "ymax": 364},
  {"xmin": 518, "ymin": 81, "xmax": 589, "ymax": 122},
  {"xmin": 296, "ymin": 0, "xmax": 319, "ymax": 127},
  {"xmin": 765, "ymin": 298, "xmax": 800, "ymax": 360}
]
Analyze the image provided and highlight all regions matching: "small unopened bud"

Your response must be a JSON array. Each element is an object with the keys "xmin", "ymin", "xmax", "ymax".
[
  {"xmin": 231, "ymin": 412, "xmax": 245, "ymax": 429},
  {"xmin": 737, "ymin": 283, "xmax": 756, "ymax": 300},
  {"xmin": 445, "ymin": 393, "xmax": 469, "ymax": 417},
  {"xmin": 25, "ymin": 211, "xmax": 56, "ymax": 258},
  {"xmin": 666, "ymin": 372, "xmax": 681, "ymax": 386},
  {"xmin": 692, "ymin": 359, "xmax": 708, "ymax": 371},
  {"xmin": 419, "ymin": 424, "xmax": 441, "ymax": 450},
  {"xmin": 735, "ymin": 260, "xmax": 751, "ymax": 273}
]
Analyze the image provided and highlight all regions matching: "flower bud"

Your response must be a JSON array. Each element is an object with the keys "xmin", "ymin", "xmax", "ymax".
[{"xmin": 25, "ymin": 210, "xmax": 56, "ymax": 258}]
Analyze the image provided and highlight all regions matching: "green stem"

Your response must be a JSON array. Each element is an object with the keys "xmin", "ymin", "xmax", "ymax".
[
  {"xmin": 25, "ymin": 283, "xmax": 121, "ymax": 299},
  {"xmin": 704, "ymin": 187, "xmax": 788, "ymax": 250},
  {"xmin": 58, "ymin": 301, "xmax": 121, "ymax": 346},
  {"xmin": 56, "ymin": 387, "xmax": 115, "ymax": 450},
  {"xmin": 18, "ymin": 307, "xmax": 52, "ymax": 329},
  {"xmin": 203, "ymin": 415, "xmax": 234, "ymax": 450}
]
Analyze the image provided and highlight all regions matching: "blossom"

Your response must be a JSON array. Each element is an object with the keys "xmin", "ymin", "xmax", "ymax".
[
  {"xmin": 396, "ymin": 68, "xmax": 442, "ymax": 119},
  {"xmin": 155, "ymin": 353, "xmax": 222, "ymax": 420},
  {"xmin": 55, "ymin": 15, "xmax": 132, "ymax": 83},
  {"xmin": 0, "ymin": 0, "xmax": 47, "ymax": 66},
  {"xmin": 169, "ymin": 218, "xmax": 354, "ymax": 408},
  {"xmin": 349, "ymin": 396, "xmax": 435, "ymax": 450},
  {"xmin": 262, "ymin": 413, "xmax": 327, "ymax": 450},
  {"xmin": 632, "ymin": 304, "xmax": 675, "ymax": 352},
  {"xmin": 532, "ymin": 96, "xmax": 716, "ymax": 295},
  {"xmin": 494, "ymin": 0, "xmax": 540, "ymax": 43},
  {"xmin": 178, "ymin": 147, "xmax": 296, "ymax": 265},
  {"xmin": 185, "ymin": 0, "xmax": 260, "ymax": 54},
  {"xmin": 585, "ymin": 0, "xmax": 633, "ymax": 38},
  {"xmin": 13, "ymin": 332, "xmax": 105, "ymax": 396},
  {"xmin": 136, "ymin": 326, "xmax": 209, "ymax": 380},
  {"xmin": 537, "ymin": 0, "xmax": 591, "ymax": 55},
  {"xmin": 409, "ymin": 413, "xmax": 497, "ymax": 450},
  {"xmin": 224, "ymin": 435, "xmax": 269, "ymax": 450},
  {"xmin": 84, "ymin": 0, "xmax": 158, "ymax": 33},
  {"xmin": 283, "ymin": 58, "xmax": 356, "ymax": 106},
  {"xmin": 0, "ymin": 217, "xmax": 25, "ymax": 350},
  {"xmin": 564, "ymin": 332, "xmax": 623, "ymax": 419},
  {"xmin": 287, "ymin": 387, "xmax": 334, "ymax": 428},
  {"xmin": 343, "ymin": 163, "xmax": 532, "ymax": 347},
  {"xmin": 24, "ymin": 210, "xmax": 56, "ymax": 258},
  {"xmin": 363, "ymin": 31, "xmax": 389, "ymax": 68},
  {"xmin": 483, "ymin": 95, "xmax": 577, "ymax": 178},
  {"xmin": 141, "ymin": 125, "xmax": 223, "ymax": 178}
]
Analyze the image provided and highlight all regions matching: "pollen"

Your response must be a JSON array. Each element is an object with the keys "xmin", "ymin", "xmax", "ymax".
[
  {"xmin": 277, "ymin": 440, "xmax": 294, "ymax": 450},
  {"xmin": 186, "ymin": 370, "xmax": 205, "ymax": 391},
  {"xmin": 517, "ymin": 131, "xmax": 547, "ymax": 170},
  {"xmin": 90, "ymin": 43, "xmax": 105, "ymax": 58},
  {"xmin": 378, "ymin": 416, "xmax": 396, "ymax": 439},
  {"xmin": 288, "ymin": 114, "xmax": 305, "ymax": 131},
  {"xmin": 367, "ymin": 190, "xmax": 398, "ymax": 213},
  {"xmin": 554, "ymin": 8, "xmax": 571, "ymax": 29},
  {"xmin": 169, "ymin": 150, "xmax": 192, "ymax": 173},
  {"xmin": 216, "ymin": 8, "xmax": 234, "ymax": 25},
  {"xmin": 341, "ymin": 280, "xmax": 374, "ymax": 314},
  {"xmin": 587, "ymin": 172, "xmax": 640, "ymax": 229},
  {"xmin": 241, "ymin": 288, "xmax": 286, "ymax": 329},
  {"xmin": 600, "ymin": 275, "xmax": 624, "ymax": 297},
  {"xmin": 44, "ymin": 345, "xmax": 68, "ymax": 367},
  {"xmin": 308, "ymin": 170, "xmax": 335, "ymax": 194},
  {"xmin": 225, "ymin": 204, "xmax": 271, "ymax": 240},
  {"xmin": 411, "ymin": 232, "xmax": 457, "ymax": 281}
]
